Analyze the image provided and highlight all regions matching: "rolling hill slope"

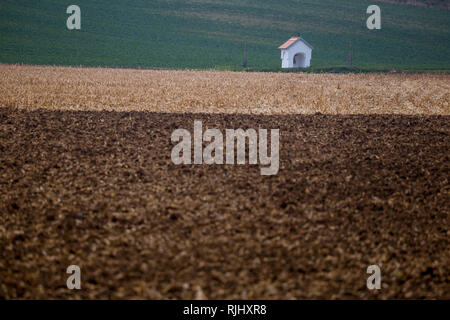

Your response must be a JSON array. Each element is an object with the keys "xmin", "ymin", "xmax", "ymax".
[{"xmin": 0, "ymin": 0, "xmax": 449, "ymax": 70}]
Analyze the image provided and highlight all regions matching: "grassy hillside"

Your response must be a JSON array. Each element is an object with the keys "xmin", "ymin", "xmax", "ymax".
[{"xmin": 0, "ymin": 0, "xmax": 449, "ymax": 70}]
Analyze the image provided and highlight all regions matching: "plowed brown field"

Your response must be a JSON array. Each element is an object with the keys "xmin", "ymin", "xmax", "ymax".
[
  {"xmin": 0, "ymin": 64, "xmax": 449, "ymax": 114},
  {"xmin": 0, "ymin": 65, "xmax": 449, "ymax": 299}
]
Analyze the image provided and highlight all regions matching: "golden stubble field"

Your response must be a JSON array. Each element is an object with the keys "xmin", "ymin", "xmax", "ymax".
[{"xmin": 0, "ymin": 64, "xmax": 449, "ymax": 114}]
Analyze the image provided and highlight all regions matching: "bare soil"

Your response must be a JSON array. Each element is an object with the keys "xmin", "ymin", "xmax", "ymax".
[{"xmin": 0, "ymin": 108, "xmax": 448, "ymax": 299}]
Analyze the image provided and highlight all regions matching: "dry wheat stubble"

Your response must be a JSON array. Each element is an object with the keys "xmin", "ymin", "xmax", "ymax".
[{"xmin": 0, "ymin": 64, "xmax": 449, "ymax": 114}]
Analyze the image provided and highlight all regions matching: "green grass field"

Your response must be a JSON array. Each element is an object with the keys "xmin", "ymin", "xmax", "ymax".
[{"xmin": 0, "ymin": 0, "xmax": 449, "ymax": 70}]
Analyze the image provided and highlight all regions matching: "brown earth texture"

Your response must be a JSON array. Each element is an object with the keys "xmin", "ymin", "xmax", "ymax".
[{"xmin": 0, "ymin": 108, "xmax": 449, "ymax": 299}]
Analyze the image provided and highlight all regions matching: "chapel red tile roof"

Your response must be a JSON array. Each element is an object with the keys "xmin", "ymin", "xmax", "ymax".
[
  {"xmin": 278, "ymin": 37, "xmax": 300, "ymax": 49},
  {"xmin": 278, "ymin": 36, "xmax": 314, "ymax": 50}
]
